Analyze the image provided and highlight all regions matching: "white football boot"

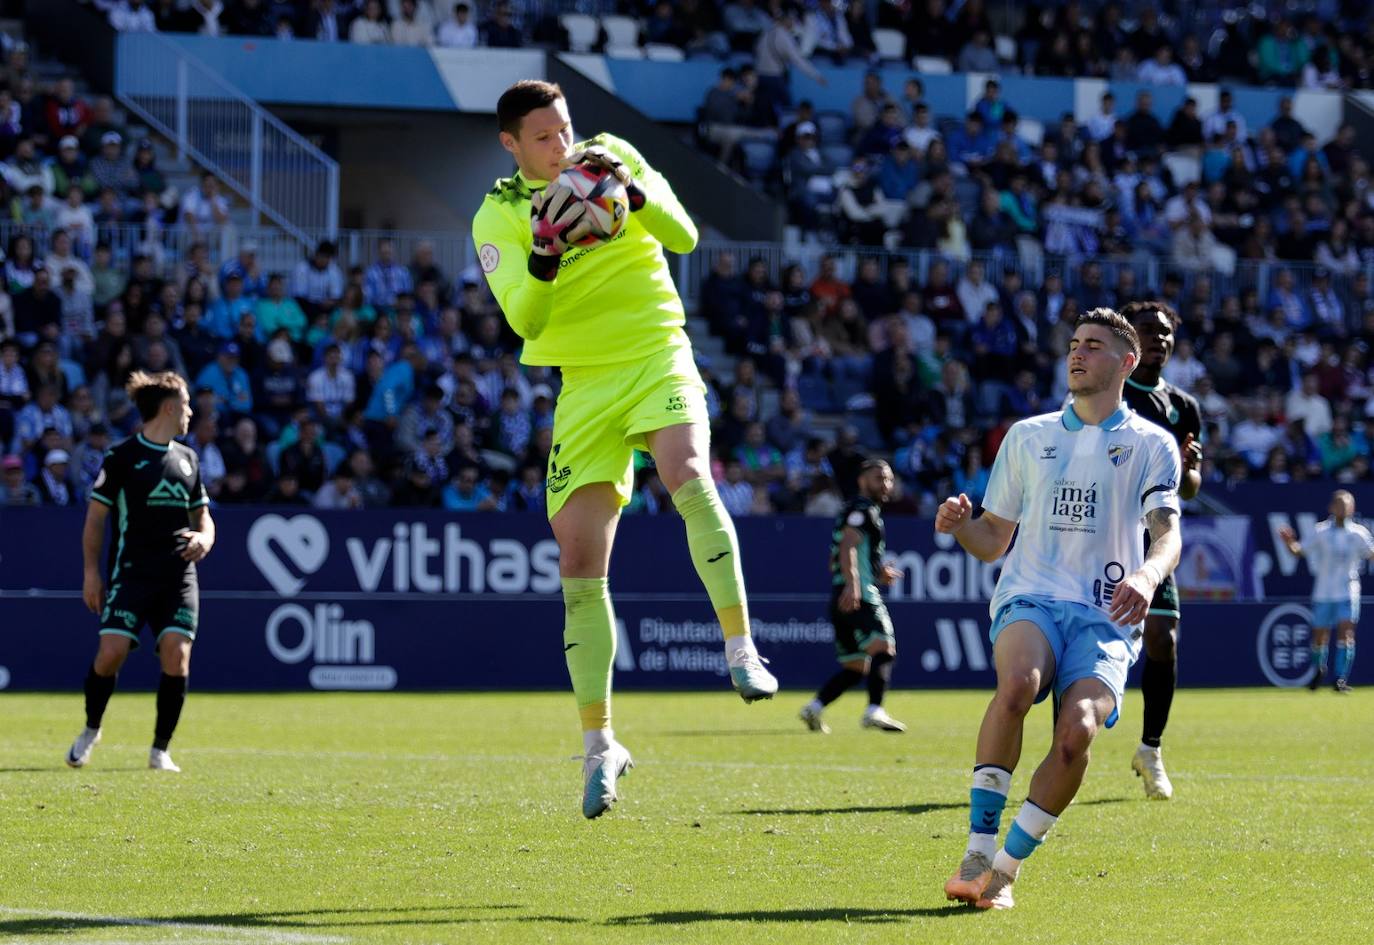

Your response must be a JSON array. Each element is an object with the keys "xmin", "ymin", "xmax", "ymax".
[
  {"xmin": 1131, "ymin": 744, "xmax": 1173, "ymax": 799},
  {"xmin": 65, "ymin": 726, "xmax": 102, "ymax": 768},
  {"xmin": 582, "ymin": 741, "xmax": 633, "ymax": 819},
  {"xmin": 148, "ymin": 748, "xmax": 181, "ymax": 772}
]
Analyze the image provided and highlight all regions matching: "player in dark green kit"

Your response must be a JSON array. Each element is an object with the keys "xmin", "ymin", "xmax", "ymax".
[
  {"xmin": 1119, "ymin": 302, "xmax": 1203, "ymax": 799},
  {"xmin": 801, "ymin": 460, "xmax": 907, "ymax": 733},
  {"xmin": 65, "ymin": 371, "xmax": 214, "ymax": 773}
]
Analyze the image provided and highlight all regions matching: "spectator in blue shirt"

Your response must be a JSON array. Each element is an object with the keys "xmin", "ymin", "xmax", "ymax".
[
  {"xmin": 363, "ymin": 238, "xmax": 414, "ymax": 309},
  {"xmin": 877, "ymin": 140, "xmax": 920, "ymax": 203},
  {"xmin": 442, "ymin": 464, "xmax": 496, "ymax": 511},
  {"xmin": 1287, "ymin": 133, "xmax": 1329, "ymax": 180},
  {"xmin": 973, "ymin": 78, "xmax": 1005, "ymax": 126},
  {"xmin": 946, "ymin": 112, "xmax": 995, "ymax": 172},
  {"xmin": 218, "ymin": 242, "xmax": 268, "ymax": 298},
  {"xmin": 195, "ymin": 342, "xmax": 253, "ymax": 416},
  {"xmin": 857, "ymin": 103, "xmax": 906, "ymax": 158},
  {"xmin": 205, "ymin": 271, "xmax": 256, "ymax": 338},
  {"xmin": 363, "ymin": 342, "xmax": 426, "ymax": 425},
  {"xmin": 1267, "ymin": 268, "xmax": 1311, "ymax": 330}
]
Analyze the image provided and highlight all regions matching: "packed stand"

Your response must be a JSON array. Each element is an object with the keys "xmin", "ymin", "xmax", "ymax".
[
  {"xmin": 702, "ymin": 63, "xmax": 1374, "ymax": 272},
  {"xmin": 697, "ymin": 246, "xmax": 1374, "ymax": 514},
  {"xmin": 96, "ymin": 1, "xmax": 1374, "ymax": 92}
]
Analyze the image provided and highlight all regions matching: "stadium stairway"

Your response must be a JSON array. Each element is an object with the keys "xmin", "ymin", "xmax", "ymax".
[{"xmin": 22, "ymin": 19, "xmax": 260, "ymax": 238}]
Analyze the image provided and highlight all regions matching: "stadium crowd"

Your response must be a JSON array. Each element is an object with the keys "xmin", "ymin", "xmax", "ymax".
[
  {"xmin": 95, "ymin": 0, "xmax": 1374, "ymax": 93},
  {"xmin": 4, "ymin": 12, "xmax": 1374, "ymax": 517},
  {"xmin": 83, "ymin": 1, "xmax": 1374, "ymax": 94}
]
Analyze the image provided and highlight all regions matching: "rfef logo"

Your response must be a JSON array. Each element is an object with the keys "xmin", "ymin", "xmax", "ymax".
[{"xmin": 1256, "ymin": 603, "xmax": 1315, "ymax": 687}]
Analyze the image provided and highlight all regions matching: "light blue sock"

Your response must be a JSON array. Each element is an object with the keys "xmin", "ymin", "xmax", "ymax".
[
  {"xmin": 1001, "ymin": 800, "xmax": 1058, "ymax": 866},
  {"xmin": 1335, "ymin": 643, "xmax": 1355, "ymax": 681},
  {"xmin": 1313, "ymin": 643, "xmax": 1329, "ymax": 672}
]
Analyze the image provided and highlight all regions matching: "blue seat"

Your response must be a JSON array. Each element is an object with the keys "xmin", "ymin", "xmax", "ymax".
[
  {"xmin": 796, "ymin": 374, "xmax": 835, "ymax": 412},
  {"xmin": 833, "ymin": 376, "xmax": 870, "ymax": 409},
  {"xmin": 739, "ymin": 139, "xmax": 776, "ymax": 181},
  {"xmin": 821, "ymin": 143, "xmax": 853, "ymax": 172},
  {"xmin": 845, "ymin": 413, "xmax": 884, "ymax": 450},
  {"xmin": 816, "ymin": 110, "xmax": 849, "ymax": 146}
]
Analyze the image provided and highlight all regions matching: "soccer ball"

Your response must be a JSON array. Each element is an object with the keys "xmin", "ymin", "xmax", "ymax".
[{"xmin": 558, "ymin": 163, "xmax": 629, "ymax": 246}]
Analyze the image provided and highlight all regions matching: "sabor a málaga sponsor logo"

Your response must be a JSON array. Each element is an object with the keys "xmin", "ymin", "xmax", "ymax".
[
  {"xmin": 1256, "ymin": 602, "xmax": 1315, "ymax": 688},
  {"xmin": 1049, "ymin": 479, "xmax": 1098, "ymax": 534}
]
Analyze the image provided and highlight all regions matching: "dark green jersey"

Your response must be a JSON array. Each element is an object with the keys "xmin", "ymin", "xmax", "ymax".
[
  {"xmin": 89, "ymin": 433, "xmax": 208, "ymax": 581},
  {"xmin": 1123, "ymin": 376, "xmax": 1202, "ymax": 449},
  {"xmin": 830, "ymin": 496, "xmax": 885, "ymax": 604}
]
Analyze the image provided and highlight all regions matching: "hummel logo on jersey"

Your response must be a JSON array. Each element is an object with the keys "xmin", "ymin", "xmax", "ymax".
[
  {"xmin": 1040, "ymin": 446, "xmax": 1057, "ymax": 460},
  {"xmin": 707, "ymin": 551, "xmax": 730, "ymax": 563},
  {"xmin": 1108, "ymin": 444, "xmax": 1134, "ymax": 467}
]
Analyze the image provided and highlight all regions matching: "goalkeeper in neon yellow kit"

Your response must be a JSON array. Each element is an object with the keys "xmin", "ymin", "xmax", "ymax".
[{"xmin": 472, "ymin": 80, "xmax": 778, "ymax": 819}]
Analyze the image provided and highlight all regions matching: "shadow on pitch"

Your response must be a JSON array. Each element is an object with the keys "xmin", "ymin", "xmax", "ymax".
[
  {"xmin": 737, "ymin": 801, "xmax": 966, "ymax": 816},
  {"xmin": 0, "ymin": 906, "xmax": 584, "ymax": 937},
  {"xmin": 609, "ymin": 905, "xmax": 969, "ymax": 925}
]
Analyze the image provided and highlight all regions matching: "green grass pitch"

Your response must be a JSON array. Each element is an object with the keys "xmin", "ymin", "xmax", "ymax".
[{"xmin": 1, "ymin": 688, "xmax": 1370, "ymax": 944}]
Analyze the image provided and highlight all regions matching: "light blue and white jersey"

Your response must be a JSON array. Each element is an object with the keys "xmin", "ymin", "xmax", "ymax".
[
  {"xmin": 981, "ymin": 403, "xmax": 1182, "ymax": 623},
  {"xmin": 1305, "ymin": 519, "xmax": 1374, "ymax": 605}
]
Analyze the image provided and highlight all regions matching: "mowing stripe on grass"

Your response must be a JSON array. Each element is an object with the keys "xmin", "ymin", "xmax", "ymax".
[{"xmin": 0, "ymin": 908, "xmax": 346, "ymax": 944}]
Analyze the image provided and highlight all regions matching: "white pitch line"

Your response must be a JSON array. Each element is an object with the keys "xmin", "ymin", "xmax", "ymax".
[
  {"xmin": 4, "ymin": 743, "xmax": 1369, "ymax": 785},
  {"xmin": 0, "ymin": 908, "xmax": 346, "ymax": 944},
  {"xmin": 178, "ymin": 747, "xmax": 1372, "ymax": 784}
]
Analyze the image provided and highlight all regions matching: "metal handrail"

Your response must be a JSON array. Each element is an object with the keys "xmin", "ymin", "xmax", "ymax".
[{"xmin": 114, "ymin": 32, "xmax": 339, "ymax": 244}]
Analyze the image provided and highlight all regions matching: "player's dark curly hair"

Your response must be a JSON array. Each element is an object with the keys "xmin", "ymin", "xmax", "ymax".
[
  {"xmin": 1076, "ymin": 308, "xmax": 1141, "ymax": 362},
  {"xmin": 127, "ymin": 370, "xmax": 187, "ymax": 422},
  {"xmin": 1119, "ymin": 300, "xmax": 1181, "ymax": 331},
  {"xmin": 497, "ymin": 80, "xmax": 565, "ymax": 137}
]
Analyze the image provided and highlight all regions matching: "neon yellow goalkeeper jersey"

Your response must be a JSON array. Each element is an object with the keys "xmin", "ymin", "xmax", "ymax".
[{"xmin": 471, "ymin": 133, "xmax": 698, "ymax": 368}]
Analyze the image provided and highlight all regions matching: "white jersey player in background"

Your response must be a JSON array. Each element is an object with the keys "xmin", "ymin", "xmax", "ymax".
[
  {"xmin": 935, "ymin": 309, "xmax": 1183, "ymax": 910},
  {"xmin": 1279, "ymin": 490, "xmax": 1374, "ymax": 693}
]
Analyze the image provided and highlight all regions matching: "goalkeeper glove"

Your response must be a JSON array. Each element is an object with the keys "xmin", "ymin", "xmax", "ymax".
[
  {"xmin": 528, "ymin": 181, "xmax": 593, "ymax": 281},
  {"xmin": 565, "ymin": 145, "xmax": 646, "ymax": 211}
]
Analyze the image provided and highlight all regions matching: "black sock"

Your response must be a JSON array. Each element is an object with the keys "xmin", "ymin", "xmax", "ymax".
[
  {"xmin": 815, "ymin": 668, "xmax": 864, "ymax": 706},
  {"xmin": 153, "ymin": 674, "xmax": 188, "ymax": 751},
  {"xmin": 84, "ymin": 664, "xmax": 117, "ymax": 730},
  {"xmin": 1140, "ymin": 656, "xmax": 1177, "ymax": 749},
  {"xmin": 867, "ymin": 652, "xmax": 894, "ymax": 707}
]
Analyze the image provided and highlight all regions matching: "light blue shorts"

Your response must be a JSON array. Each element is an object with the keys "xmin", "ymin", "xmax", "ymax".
[
  {"xmin": 1312, "ymin": 598, "xmax": 1359, "ymax": 628},
  {"xmin": 990, "ymin": 596, "xmax": 1142, "ymax": 729}
]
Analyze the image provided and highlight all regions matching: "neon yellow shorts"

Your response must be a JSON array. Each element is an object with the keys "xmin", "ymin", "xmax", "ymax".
[{"xmin": 546, "ymin": 341, "xmax": 708, "ymax": 521}]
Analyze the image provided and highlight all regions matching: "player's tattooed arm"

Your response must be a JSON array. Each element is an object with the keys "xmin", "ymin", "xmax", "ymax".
[
  {"xmin": 1143, "ymin": 507, "xmax": 1182, "ymax": 582},
  {"xmin": 1109, "ymin": 508, "xmax": 1181, "ymax": 626}
]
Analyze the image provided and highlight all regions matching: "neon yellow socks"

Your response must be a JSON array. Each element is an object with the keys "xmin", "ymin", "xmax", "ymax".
[
  {"xmin": 561, "ymin": 577, "xmax": 616, "ymax": 732},
  {"xmin": 671, "ymin": 478, "xmax": 751, "ymax": 642}
]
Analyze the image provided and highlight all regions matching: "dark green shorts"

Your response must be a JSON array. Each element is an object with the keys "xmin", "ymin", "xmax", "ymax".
[
  {"xmin": 99, "ymin": 571, "xmax": 199, "ymax": 649},
  {"xmin": 1148, "ymin": 573, "xmax": 1180, "ymax": 619},
  {"xmin": 830, "ymin": 594, "xmax": 895, "ymax": 663}
]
